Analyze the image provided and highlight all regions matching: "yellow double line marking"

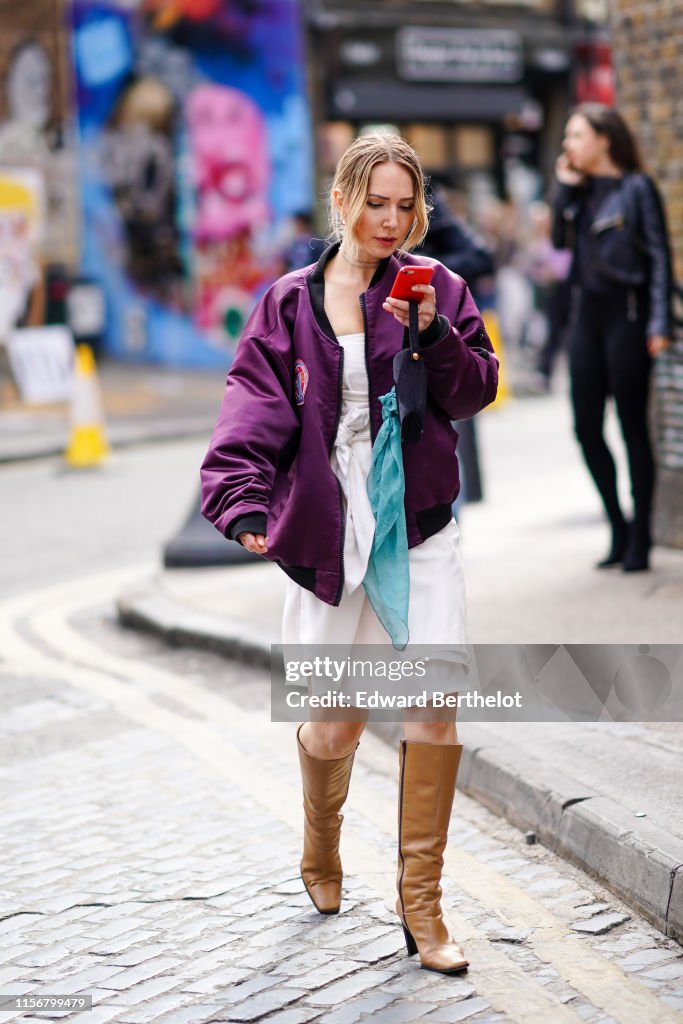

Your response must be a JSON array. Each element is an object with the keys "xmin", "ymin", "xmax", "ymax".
[{"xmin": 1, "ymin": 571, "xmax": 680, "ymax": 1024}]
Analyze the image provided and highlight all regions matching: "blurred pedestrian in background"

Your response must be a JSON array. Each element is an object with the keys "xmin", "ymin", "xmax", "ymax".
[
  {"xmin": 420, "ymin": 174, "xmax": 495, "ymax": 513},
  {"xmin": 521, "ymin": 201, "xmax": 572, "ymax": 391},
  {"xmin": 478, "ymin": 197, "xmax": 531, "ymax": 356},
  {"xmin": 553, "ymin": 102, "xmax": 673, "ymax": 572},
  {"xmin": 283, "ymin": 210, "xmax": 326, "ymax": 272},
  {"xmin": 420, "ymin": 174, "xmax": 495, "ymax": 289}
]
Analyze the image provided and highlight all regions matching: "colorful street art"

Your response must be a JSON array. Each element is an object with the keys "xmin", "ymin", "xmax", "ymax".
[
  {"xmin": 0, "ymin": 169, "xmax": 45, "ymax": 339},
  {"xmin": 0, "ymin": 11, "xmax": 79, "ymax": 276},
  {"xmin": 71, "ymin": 0, "xmax": 313, "ymax": 366}
]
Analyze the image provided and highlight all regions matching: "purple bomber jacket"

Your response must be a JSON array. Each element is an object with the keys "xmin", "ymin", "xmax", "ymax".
[{"xmin": 200, "ymin": 242, "xmax": 498, "ymax": 606}]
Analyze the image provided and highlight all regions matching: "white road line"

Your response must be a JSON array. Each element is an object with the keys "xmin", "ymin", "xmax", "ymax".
[{"xmin": 0, "ymin": 564, "xmax": 156, "ymax": 623}]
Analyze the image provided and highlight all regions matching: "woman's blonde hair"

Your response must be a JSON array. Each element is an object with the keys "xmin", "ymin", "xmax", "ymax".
[{"xmin": 328, "ymin": 133, "xmax": 431, "ymax": 257}]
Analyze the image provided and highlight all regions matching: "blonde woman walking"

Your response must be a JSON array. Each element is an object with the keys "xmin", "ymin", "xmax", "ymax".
[{"xmin": 201, "ymin": 134, "xmax": 498, "ymax": 974}]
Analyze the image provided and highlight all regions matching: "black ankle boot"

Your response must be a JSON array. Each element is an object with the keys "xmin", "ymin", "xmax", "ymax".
[
  {"xmin": 596, "ymin": 520, "xmax": 628, "ymax": 569},
  {"xmin": 623, "ymin": 521, "xmax": 651, "ymax": 573}
]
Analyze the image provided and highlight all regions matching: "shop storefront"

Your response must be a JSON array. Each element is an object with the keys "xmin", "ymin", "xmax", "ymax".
[{"xmin": 304, "ymin": 0, "xmax": 574, "ymax": 211}]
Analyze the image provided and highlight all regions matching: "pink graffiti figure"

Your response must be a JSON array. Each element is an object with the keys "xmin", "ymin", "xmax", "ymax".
[{"xmin": 185, "ymin": 84, "xmax": 270, "ymax": 244}]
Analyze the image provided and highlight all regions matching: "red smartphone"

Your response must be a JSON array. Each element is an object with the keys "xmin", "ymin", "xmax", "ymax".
[{"xmin": 388, "ymin": 266, "xmax": 434, "ymax": 302}]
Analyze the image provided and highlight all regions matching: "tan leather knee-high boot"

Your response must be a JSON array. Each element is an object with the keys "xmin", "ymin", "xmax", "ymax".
[
  {"xmin": 396, "ymin": 739, "xmax": 469, "ymax": 973},
  {"xmin": 297, "ymin": 724, "xmax": 358, "ymax": 915}
]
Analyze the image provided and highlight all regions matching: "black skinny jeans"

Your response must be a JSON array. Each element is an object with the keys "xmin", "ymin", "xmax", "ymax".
[{"xmin": 568, "ymin": 287, "xmax": 654, "ymax": 535}]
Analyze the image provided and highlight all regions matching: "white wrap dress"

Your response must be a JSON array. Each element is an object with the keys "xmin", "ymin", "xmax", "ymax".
[{"xmin": 282, "ymin": 332, "xmax": 470, "ymax": 695}]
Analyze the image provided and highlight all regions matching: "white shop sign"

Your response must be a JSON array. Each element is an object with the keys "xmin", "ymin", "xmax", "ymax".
[{"xmin": 397, "ymin": 27, "xmax": 524, "ymax": 83}]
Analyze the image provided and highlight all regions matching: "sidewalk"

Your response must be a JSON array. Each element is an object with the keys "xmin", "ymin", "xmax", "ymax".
[
  {"xmin": 0, "ymin": 360, "xmax": 225, "ymax": 462},
  {"xmin": 117, "ymin": 385, "xmax": 683, "ymax": 945}
]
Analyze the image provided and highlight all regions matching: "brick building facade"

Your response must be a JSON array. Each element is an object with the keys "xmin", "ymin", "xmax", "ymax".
[{"xmin": 610, "ymin": 0, "xmax": 683, "ymax": 547}]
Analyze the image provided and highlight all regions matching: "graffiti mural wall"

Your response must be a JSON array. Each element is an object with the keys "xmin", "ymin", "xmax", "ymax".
[
  {"xmin": 0, "ymin": 0, "xmax": 79, "ymax": 311},
  {"xmin": 71, "ymin": 0, "xmax": 313, "ymax": 366}
]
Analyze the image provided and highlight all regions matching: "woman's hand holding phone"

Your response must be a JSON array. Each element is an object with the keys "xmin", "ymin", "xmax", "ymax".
[{"xmin": 383, "ymin": 267, "xmax": 437, "ymax": 331}]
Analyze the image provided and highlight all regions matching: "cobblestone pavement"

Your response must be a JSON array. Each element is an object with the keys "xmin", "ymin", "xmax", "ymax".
[{"xmin": 0, "ymin": 569, "xmax": 682, "ymax": 1024}]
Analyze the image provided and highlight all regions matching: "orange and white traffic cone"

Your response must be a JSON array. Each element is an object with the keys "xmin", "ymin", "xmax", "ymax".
[{"xmin": 65, "ymin": 344, "xmax": 110, "ymax": 468}]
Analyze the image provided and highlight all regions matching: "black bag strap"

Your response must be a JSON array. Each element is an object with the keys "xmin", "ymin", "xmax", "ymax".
[
  {"xmin": 408, "ymin": 298, "xmax": 420, "ymax": 359},
  {"xmin": 392, "ymin": 299, "xmax": 427, "ymax": 445}
]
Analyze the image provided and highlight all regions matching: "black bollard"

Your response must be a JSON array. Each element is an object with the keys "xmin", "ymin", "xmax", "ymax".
[
  {"xmin": 163, "ymin": 489, "xmax": 261, "ymax": 568},
  {"xmin": 454, "ymin": 417, "xmax": 483, "ymax": 504}
]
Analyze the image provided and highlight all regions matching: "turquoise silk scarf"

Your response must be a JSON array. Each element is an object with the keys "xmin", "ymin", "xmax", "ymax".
[{"xmin": 363, "ymin": 387, "xmax": 410, "ymax": 650}]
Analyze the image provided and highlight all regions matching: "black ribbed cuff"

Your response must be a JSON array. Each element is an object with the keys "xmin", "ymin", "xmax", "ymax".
[
  {"xmin": 419, "ymin": 313, "xmax": 450, "ymax": 347},
  {"xmin": 228, "ymin": 513, "xmax": 267, "ymax": 543}
]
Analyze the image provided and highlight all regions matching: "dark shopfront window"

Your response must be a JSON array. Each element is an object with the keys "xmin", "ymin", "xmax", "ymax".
[
  {"xmin": 317, "ymin": 120, "xmax": 498, "ymax": 176},
  {"xmin": 315, "ymin": 119, "xmax": 509, "ymax": 220}
]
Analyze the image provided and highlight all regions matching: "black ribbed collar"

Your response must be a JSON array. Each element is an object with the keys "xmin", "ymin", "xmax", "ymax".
[
  {"xmin": 309, "ymin": 240, "xmax": 392, "ymax": 287},
  {"xmin": 307, "ymin": 241, "xmax": 394, "ymax": 342}
]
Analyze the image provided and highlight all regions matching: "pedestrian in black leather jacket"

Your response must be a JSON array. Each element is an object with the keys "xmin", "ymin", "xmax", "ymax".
[
  {"xmin": 420, "ymin": 184, "xmax": 495, "ymax": 287},
  {"xmin": 552, "ymin": 103, "xmax": 673, "ymax": 572}
]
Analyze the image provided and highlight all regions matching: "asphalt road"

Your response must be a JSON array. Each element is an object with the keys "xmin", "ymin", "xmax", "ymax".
[{"xmin": 0, "ymin": 439, "xmax": 208, "ymax": 599}]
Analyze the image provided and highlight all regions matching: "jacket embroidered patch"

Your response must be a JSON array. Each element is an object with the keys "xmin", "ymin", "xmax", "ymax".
[{"xmin": 294, "ymin": 359, "xmax": 309, "ymax": 405}]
